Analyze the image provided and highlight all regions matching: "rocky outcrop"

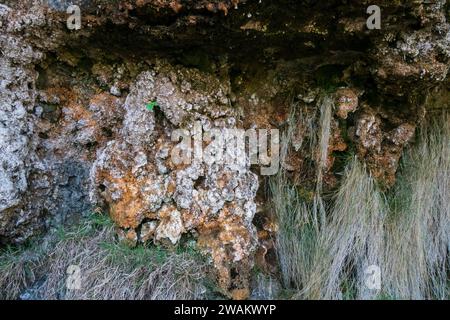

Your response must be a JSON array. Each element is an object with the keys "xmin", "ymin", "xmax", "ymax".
[
  {"xmin": 90, "ymin": 66, "xmax": 258, "ymax": 298},
  {"xmin": 1, "ymin": 0, "xmax": 449, "ymax": 298},
  {"xmin": 0, "ymin": 3, "xmax": 46, "ymax": 243}
]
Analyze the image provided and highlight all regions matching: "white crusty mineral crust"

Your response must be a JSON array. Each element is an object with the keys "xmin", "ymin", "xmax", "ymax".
[
  {"xmin": 90, "ymin": 67, "xmax": 259, "ymax": 297},
  {"xmin": 155, "ymin": 204, "xmax": 185, "ymax": 244}
]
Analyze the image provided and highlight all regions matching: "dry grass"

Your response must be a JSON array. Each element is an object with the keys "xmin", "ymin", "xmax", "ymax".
[
  {"xmin": 383, "ymin": 114, "xmax": 450, "ymax": 299},
  {"xmin": 0, "ymin": 241, "xmax": 47, "ymax": 300},
  {"xmin": 270, "ymin": 173, "xmax": 319, "ymax": 291},
  {"xmin": 0, "ymin": 214, "xmax": 209, "ymax": 300},
  {"xmin": 303, "ymin": 159, "xmax": 386, "ymax": 299},
  {"xmin": 270, "ymin": 101, "xmax": 321, "ymax": 292},
  {"xmin": 273, "ymin": 105, "xmax": 449, "ymax": 300}
]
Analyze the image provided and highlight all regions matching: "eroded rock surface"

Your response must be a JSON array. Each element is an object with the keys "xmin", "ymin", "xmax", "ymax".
[
  {"xmin": 90, "ymin": 66, "xmax": 258, "ymax": 298},
  {"xmin": 1, "ymin": 0, "xmax": 449, "ymax": 298}
]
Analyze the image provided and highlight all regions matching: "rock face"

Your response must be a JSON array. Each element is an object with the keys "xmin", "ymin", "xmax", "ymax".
[
  {"xmin": 90, "ymin": 67, "xmax": 259, "ymax": 297},
  {"xmin": 1, "ymin": 0, "xmax": 449, "ymax": 298},
  {"xmin": 0, "ymin": 3, "xmax": 46, "ymax": 243}
]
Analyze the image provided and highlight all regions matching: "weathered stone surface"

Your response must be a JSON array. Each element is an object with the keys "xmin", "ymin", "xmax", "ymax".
[
  {"xmin": 0, "ymin": 4, "xmax": 43, "ymax": 243},
  {"xmin": 335, "ymin": 88, "xmax": 359, "ymax": 120},
  {"xmin": 1, "ymin": 0, "xmax": 449, "ymax": 298},
  {"xmin": 353, "ymin": 106, "xmax": 417, "ymax": 187},
  {"xmin": 90, "ymin": 66, "xmax": 258, "ymax": 297}
]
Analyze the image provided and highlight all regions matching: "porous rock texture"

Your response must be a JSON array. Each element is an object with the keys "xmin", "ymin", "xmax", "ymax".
[
  {"xmin": 90, "ymin": 67, "xmax": 259, "ymax": 298},
  {"xmin": 0, "ymin": 0, "xmax": 449, "ymax": 299}
]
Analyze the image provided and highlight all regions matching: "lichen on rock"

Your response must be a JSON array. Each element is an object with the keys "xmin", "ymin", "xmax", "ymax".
[
  {"xmin": 1, "ymin": 0, "xmax": 450, "ymax": 300},
  {"xmin": 90, "ymin": 65, "xmax": 259, "ymax": 298}
]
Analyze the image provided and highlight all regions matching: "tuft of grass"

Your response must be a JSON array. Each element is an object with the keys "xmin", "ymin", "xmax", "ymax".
[
  {"xmin": 270, "ymin": 101, "xmax": 321, "ymax": 292},
  {"xmin": 274, "ymin": 112, "xmax": 449, "ymax": 300},
  {"xmin": 270, "ymin": 173, "xmax": 320, "ymax": 291},
  {"xmin": 383, "ymin": 114, "xmax": 450, "ymax": 299},
  {"xmin": 0, "ymin": 240, "xmax": 47, "ymax": 300},
  {"xmin": 304, "ymin": 158, "xmax": 387, "ymax": 299}
]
